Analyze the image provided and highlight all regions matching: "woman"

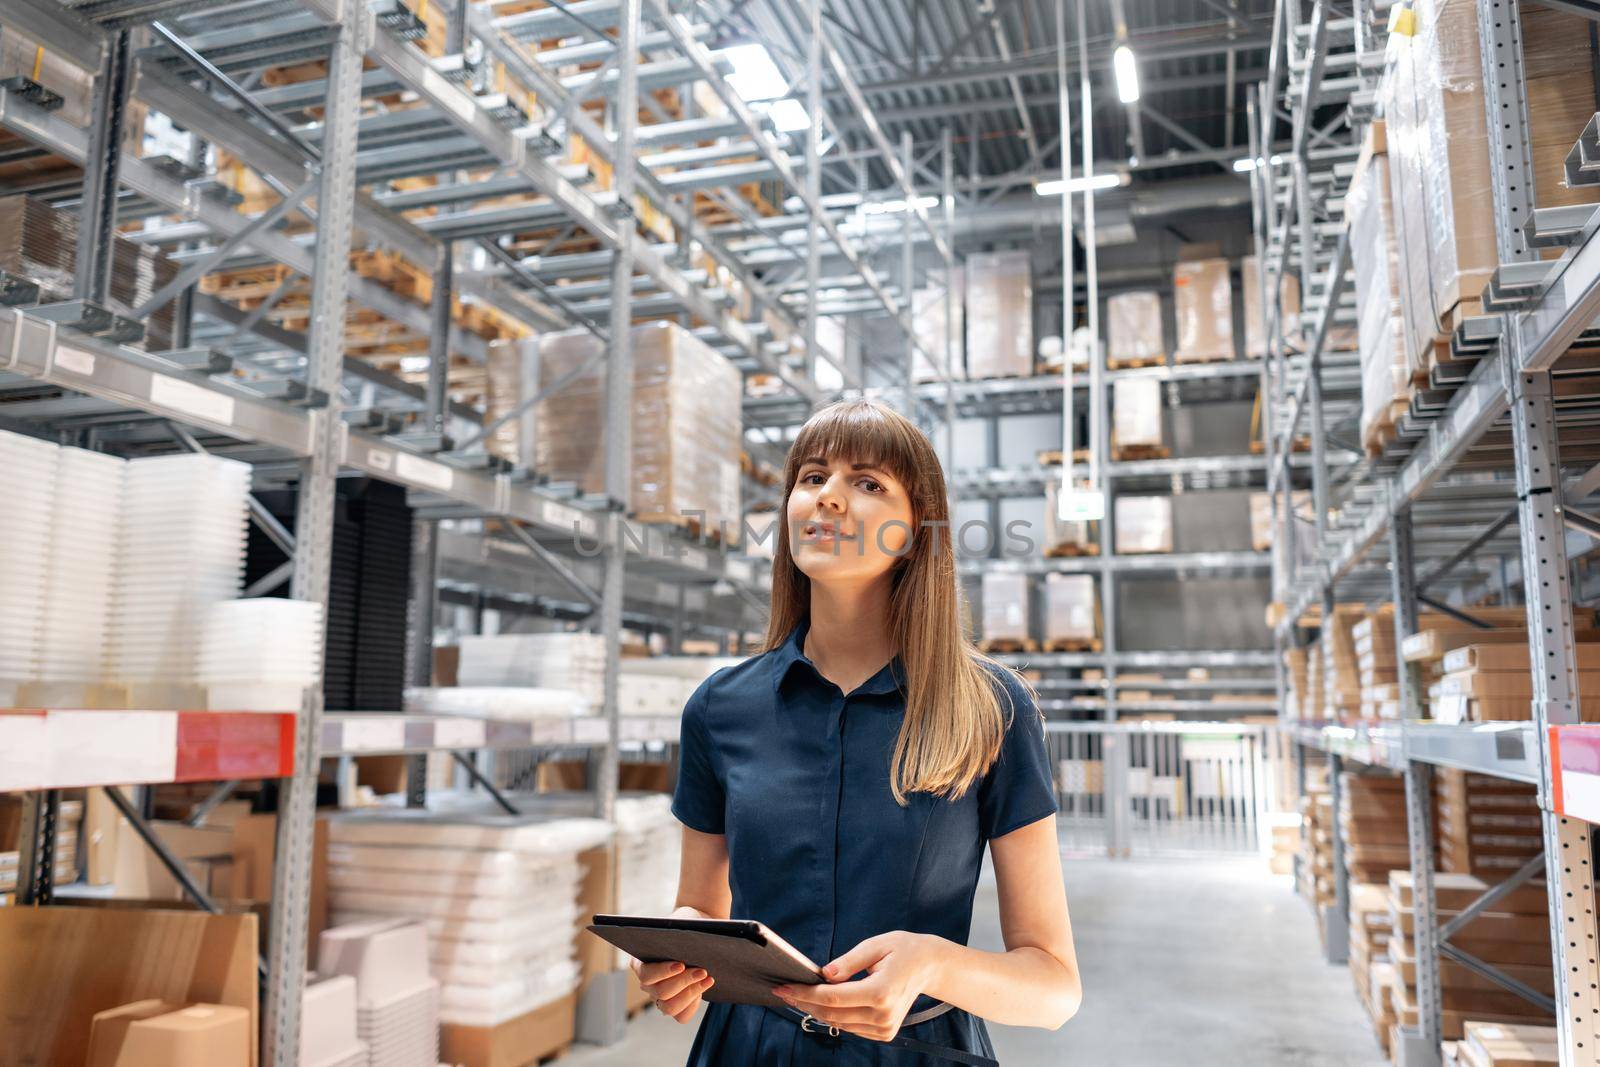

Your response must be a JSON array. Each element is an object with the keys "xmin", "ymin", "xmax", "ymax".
[{"xmin": 635, "ymin": 399, "xmax": 1080, "ymax": 1064}]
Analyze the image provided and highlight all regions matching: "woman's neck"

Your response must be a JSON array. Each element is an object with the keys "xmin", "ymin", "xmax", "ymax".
[{"xmin": 804, "ymin": 578, "xmax": 896, "ymax": 689}]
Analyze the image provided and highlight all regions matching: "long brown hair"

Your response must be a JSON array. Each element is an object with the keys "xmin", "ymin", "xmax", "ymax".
[{"xmin": 763, "ymin": 399, "xmax": 1036, "ymax": 805}]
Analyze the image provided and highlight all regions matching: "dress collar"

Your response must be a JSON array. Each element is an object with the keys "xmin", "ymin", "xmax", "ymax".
[{"xmin": 770, "ymin": 619, "xmax": 906, "ymax": 697}]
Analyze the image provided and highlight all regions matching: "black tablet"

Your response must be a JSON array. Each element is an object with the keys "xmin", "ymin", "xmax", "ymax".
[{"xmin": 588, "ymin": 914, "xmax": 825, "ymax": 1009}]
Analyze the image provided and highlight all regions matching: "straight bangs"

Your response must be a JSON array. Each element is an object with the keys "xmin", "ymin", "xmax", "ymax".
[{"xmin": 785, "ymin": 400, "xmax": 920, "ymax": 505}]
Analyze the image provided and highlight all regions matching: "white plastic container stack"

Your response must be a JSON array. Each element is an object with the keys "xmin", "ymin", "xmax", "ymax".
[
  {"xmin": 35, "ymin": 447, "xmax": 123, "ymax": 690},
  {"xmin": 0, "ymin": 430, "xmax": 59, "ymax": 697},
  {"xmin": 457, "ymin": 632, "xmax": 606, "ymax": 707},
  {"xmin": 317, "ymin": 919, "xmax": 438, "ymax": 1067},
  {"xmin": 198, "ymin": 599, "xmax": 323, "ymax": 712},
  {"xmin": 404, "ymin": 686, "xmax": 589, "ymax": 720},
  {"xmin": 300, "ymin": 975, "xmax": 367, "ymax": 1067},
  {"xmin": 327, "ymin": 811, "xmax": 610, "ymax": 1028},
  {"xmin": 108, "ymin": 454, "xmax": 250, "ymax": 697},
  {"xmin": 611, "ymin": 794, "xmax": 681, "ymax": 967}
]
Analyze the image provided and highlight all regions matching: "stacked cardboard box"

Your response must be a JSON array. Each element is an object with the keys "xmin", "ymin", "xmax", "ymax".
[
  {"xmin": 1042, "ymin": 574, "xmax": 1099, "ymax": 648},
  {"xmin": 1353, "ymin": 608, "xmax": 1401, "ymax": 721},
  {"xmin": 1043, "ymin": 479, "xmax": 1099, "ymax": 555},
  {"xmin": 1349, "ymin": 882, "xmax": 1396, "ymax": 1048},
  {"xmin": 1241, "ymin": 254, "xmax": 1300, "ymax": 360},
  {"xmin": 1111, "ymin": 378, "xmax": 1164, "ymax": 454},
  {"xmin": 1322, "ymin": 604, "xmax": 1366, "ymax": 723},
  {"xmin": 533, "ymin": 321, "xmax": 742, "ymax": 542},
  {"xmin": 1173, "ymin": 252, "xmax": 1234, "ymax": 363},
  {"xmin": 1266, "ymin": 812, "xmax": 1301, "ymax": 875},
  {"xmin": 1298, "ymin": 768, "xmax": 1334, "ymax": 915},
  {"xmin": 1347, "ymin": 123, "xmax": 1412, "ymax": 457},
  {"xmin": 1113, "ymin": 496, "xmax": 1173, "ymax": 554},
  {"xmin": 1339, "ymin": 773, "xmax": 1412, "ymax": 887},
  {"xmin": 1456, "ymin": 1022, "xmax": 1559, "ymax": 1066},
  {"xmin": 1305, "ymin": 641, "xmax": 1327, "ymax": 721},
  {"xmin": 911, "ymin": 282, "xmax": 965, "ymax": 382},
  {"xmin": 1388, "ymin": 869, "xmax": 1555, "ymax": 1040},
  {"xmin": 1436, "ymin": 642, "xmax": 1600, "ymax": 724},
  {"xmin": 1370, "ymin": 961, "xmax": 1402, "ymax": 1058},
  {"xmin": 1434, "ymin": 769, "xmax": 1543, "ymax": 880},
  {"xmin": 1381, "ymin": 0, "xmax": 1600, "ymax": 376},
  {"xmin": 980, "ymin": 571, "xmax": 1031, "ymax": 646},
  {"xmin": 1106, "ymin": 291, "xmax": 1164, "ymax": 367},
  {"xmin": 965, "ymin": 251, "xmax": 1032, "ymax": 378},
  {"xmin": 1283, "ymin": 646, "xmax": 1310, "ymax": 720}
]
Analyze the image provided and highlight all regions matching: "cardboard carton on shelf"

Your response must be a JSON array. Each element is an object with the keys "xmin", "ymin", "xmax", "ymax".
[
  {"xmin": 1106, "ymin": 290, "xmax": 1164, "ymax": 367},
  {"xmin": 1173, "ymin": 252, "xmax": 1234, "ymax": 364},
  {"xmin": 1241, "ymin": 254, "xmax": 1299, "ymax": 361},
  {"xmin": 965, "ymin": 251, "xmax": 1033, "ymax": 379},
  {"xmin": 1113, "ymin": 496, "xmax": 1173, "ymax": 554}
]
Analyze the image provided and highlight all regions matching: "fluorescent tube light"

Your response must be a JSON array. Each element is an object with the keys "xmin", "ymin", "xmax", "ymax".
[
  {"xmin": 1113, "ymin": 44, "xmax": 1140, "ymax": 104},
  {"xmin": 1034, "ymin": 173, "xmax": 1125, "ymax": 196}
]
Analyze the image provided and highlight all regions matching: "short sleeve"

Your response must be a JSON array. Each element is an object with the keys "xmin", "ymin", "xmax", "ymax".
[
  {"xmin": 671, "ymin": 675, "xmax": 727, "ymax": 834},
  {"xmin": 977, "ymin": 671, "xmax": 1058, "ymax": 840}
]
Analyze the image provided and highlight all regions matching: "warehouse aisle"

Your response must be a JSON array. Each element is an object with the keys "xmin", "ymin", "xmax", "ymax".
[{"xmin": 563, "ymin": 850, "xmax": 1385, "ymax": 1066}]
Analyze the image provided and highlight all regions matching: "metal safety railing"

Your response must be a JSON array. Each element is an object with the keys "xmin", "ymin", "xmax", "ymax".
[{"xmin": 1047, "ymin": 721, "xmax": 1285, "ymax": 857}]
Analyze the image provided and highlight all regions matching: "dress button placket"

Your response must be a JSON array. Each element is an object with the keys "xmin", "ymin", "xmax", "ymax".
[{"xmin": 818, "ymin": 692, "xmax": 847, "ymax": 964}]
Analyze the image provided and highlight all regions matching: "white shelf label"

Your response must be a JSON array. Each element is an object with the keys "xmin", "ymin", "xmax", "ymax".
[
  {"xmin": 394, "ymin": 452, "xmax": 455, "ymax": 491},
  {"xmin": 366, "ymin": 448, "xmax": 394, "ymax": 473},
  {"xmin": 150, "ymin": 375, "xmax": 236, "ymax": 427},
  {"xmin": 54, "ymin": 345, "xmax": 95, "ymax": 376},
  {"xmin": 340, "ymin": 718, "xmax": 407, "ymax": 753},
  {"xmin": 432, "ymin": 718, "xmax": 484, "ymax": 749}
]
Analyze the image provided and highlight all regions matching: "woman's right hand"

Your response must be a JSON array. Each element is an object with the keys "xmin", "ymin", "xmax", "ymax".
[{"xmin": 634, "ymin": 959, "xmax": 715, "ymax": 1023}]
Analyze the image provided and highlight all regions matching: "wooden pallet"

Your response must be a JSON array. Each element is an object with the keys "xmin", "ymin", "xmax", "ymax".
[
  {"xmin": 1111, "ymin": 444, "xmax": 1171, "ymax": 462},
  {"xmin": 1249, "ymin": 436, "xmax": 1311, "ymax": 454},
  {"xmin": 636, "ymin": 511, "xmax": 732, "ymax": 547},
  {"xmin": 1037, "ymin": 448, "xmax": 1092, "ymax": 466},
  {"xmin": 976, "ymin": 637, "xmax": 1039, "ymax": 654},
  {"xmin": 1044, "ymin": 541, "xmax": 1100, "ymax": 558},
  {"xmin": 1173, "ymin": 352, "xmax": 1237, "ymax": 365},
  {"xmin": 1043, "ymin": 638, "xmax": 1102, "ymax": 653},
  {"xmin": 1106, "ymin": 356, "xmax": 1168, "ymax": 370}
]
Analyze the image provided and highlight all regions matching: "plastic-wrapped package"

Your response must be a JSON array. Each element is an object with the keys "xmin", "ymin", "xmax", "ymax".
[
  {"xmin": 1043, "ymin": 574, "xmax": 1098, "ymax": 643},
  {"xmin": 0, "ymin": 196, "xmax": 179, "ymax": 351},
  {"xmin": 484, "ymin": 338, "xmax": 539, "ymax": 467},
  {"xmin": 1347, "ymin": 130, "xmax": 1411, "ymax": 456},
  {"xmin": 1173, "ymin": 258, "xmax": 1234, "ymax": 363},
  {"xmin": 911, "ymin": 280, "xmax": 965, "ymax": 381},
  {"xmin": 1381, "ymin": 0, "xmax": 1600, "ymax": 374},
  {"xmin": 1112, "ymin": 378, "xmax": 1163, "ymax": 451},
  {"xmin": 1106, "ymin": 291, "xmax": 1163, "ymax": 366},
  {"xmin": 1043, "ymin": 479, "xmax": 1097, "ymax": 555},
  {"xmin": 965, "ymin": 252, "xmax": 1032, "ymax": 378},
  {"xmin": 1240, "ymin": 255, "xmax": 1300, "ymax": 359},
  {"xmin": 980, "ymin": 571, "xmax": 1030, "ymax": 642},
  {"xmin": 1114, "ymin": 496, "xmax": 1173, "ymax": 554},
  {"xmin": 534, "ymin": 321, "xmax": 742, "ymax": 541}
]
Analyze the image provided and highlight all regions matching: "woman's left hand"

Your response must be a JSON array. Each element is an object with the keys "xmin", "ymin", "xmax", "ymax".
[{"xmin": 773, "ymin": 930, "xmax": 943, "ymax": 1042}]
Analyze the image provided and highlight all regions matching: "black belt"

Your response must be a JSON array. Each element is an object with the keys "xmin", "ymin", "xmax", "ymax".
[{"xmin": 769, "ymin": 1001, "xmax": 1000, "ymax": 1066}]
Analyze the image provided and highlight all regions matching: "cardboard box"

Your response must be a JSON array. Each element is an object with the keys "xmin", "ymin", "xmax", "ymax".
[
  {"xmin": 1113, "ymin": 496, "xmax": 1173, "ymax": 554},
  {"xmin": 1106, "ymin": 290, "xmax": 1163, "ymax": 365},
  {"xmin": 439, "ymin": 991, "xmax": 577, "ymax": 1067},
  {"xmin": 981, "ymin": 571, "xmax": 1031, "ymax": 642},
  {"xmin": 1112, "ymin": 378, "xmax": 1163, "ymax": 450},
  {"xmin": 1241, "ymin": 254, "xmax": 1300, "ymax": 360},
  {"xmin": 965, "ymin": 251, "xmax": 1032, "ymax": 378},
  {"xmin": 1043, "ymin": 574, "xmax": 1098, "ymax": 643},
  {"xmin": 1173, "ymin": 257, "xmax": 1233, "ymax": 363},
  {"xmin": 0, "ymin": 906, "xmax": 258, "ymax": 1067}
]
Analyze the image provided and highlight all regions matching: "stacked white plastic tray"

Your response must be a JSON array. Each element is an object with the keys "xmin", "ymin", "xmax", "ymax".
[
  {"xmin": 36, "ymin": 447, "xmax": 124, "ymax": 686},
  {"xmin": 327, "ymin": 811, "xmax": 610, "ymax": 1027},
  {"xmin": 0, "ymin": 430, "xmax": 58, "ymax": 694},
  {"xmin": 616, "ymin": 656, "xmax": 740, "ymax": 716},
  {"xmin": 300, "ymin": 974, "xmax": 367, "ymax": 1067},
  {"xmin": 199, "ymin": 599, "xmax": 323, "ymax": 712},
  {"xmin": 318, "ymin": 920, "xmax": 439, "ymax": 1067},
  {"xmin": 108, "ymin": 454, "xmax": 250, "ymax": 688},
  {"xmin": 612, "ymin": 794, "xmax": 681, "ymax": 969},
  {"xmin": 402, "ymin": 685, "xmax": 590, "ymax": 721},
  {"xmin": 457, "ymin": 633, "xmax": 606, "ymax": 707}
]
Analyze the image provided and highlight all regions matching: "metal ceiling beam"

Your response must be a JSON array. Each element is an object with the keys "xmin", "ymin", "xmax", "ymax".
[
  {"xmin": 835, "ymin": 28, "xmax": 1270, "ymax": 96},
  {"xmin": 922, "ymin": 0, "xmax": 1030, "ymax": 79}
]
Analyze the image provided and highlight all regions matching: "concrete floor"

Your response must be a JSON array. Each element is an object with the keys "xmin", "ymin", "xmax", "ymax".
[{"xmin": 563, "ymin": 853, "xmax": 1387, "ymax": 1066}]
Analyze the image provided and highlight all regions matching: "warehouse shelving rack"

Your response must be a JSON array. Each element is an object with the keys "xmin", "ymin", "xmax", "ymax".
[
  {"xmin": 1253, "ymin": 0, "xmax": 1600, "ymax": 1062},
  {"xmin": 0, "ymin": 0, "xmax": 976, "ymax": 1062}
]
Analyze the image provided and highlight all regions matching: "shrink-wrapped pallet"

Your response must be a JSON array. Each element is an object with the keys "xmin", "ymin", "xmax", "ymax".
[
  {"xmin": 1382, "ymin": 0, "xmax": 1600, "ymax": 373},
  {"xmin": 1112, "ymin": 378, "xmax": 1163, "ymax": 451},
  {"xmin": 1113, "ymin": 496, "xmax": 1173, "ymax": 554},
  {"xmin": 1043, "ymin": 479, "xmax": 1097, "ymax": 555},
  {"xmin": 1043, "ymin": 574, "xmax": 1098, "ymax": 644},
  {"xmin": 980, "ymin": 571, "xmax": 1030, "ymax": 643},
  {"xmin": 1347, "ymin": 128, "xmax": 1410, "ymax": 456},
  {"xmin": 965, "ymin": 251, "xmax": 1032, "ymax": 378},
  {"xmin": 1173, "ymin": 256, "xmax": 1234, "ymax": 363},
  {"xmin": 1241, "ymin": 255, "xmax": 1300, "ymax": 359},
  {"xmin": 1106, "ymin": 291, "xmax": 1163, "ymax": 367},
  {"xmin": 534, "ymin": 321, "xmax": 741, "ymax": 541},
  {"xmin": 484, "ymin": 337, "xmax": 539, "ymax": 467},
  {"xmin": 911, "ymin": 279, "xmax": 965, "ymax": 381}
]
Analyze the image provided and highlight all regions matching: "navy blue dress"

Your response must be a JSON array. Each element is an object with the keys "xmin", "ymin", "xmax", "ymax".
[{"xmin": 671, "ymin": 621, "xmax": 1057, "ymax": 1065}]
